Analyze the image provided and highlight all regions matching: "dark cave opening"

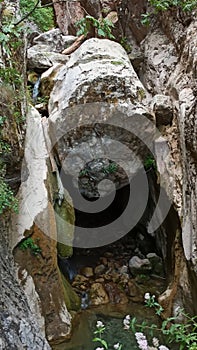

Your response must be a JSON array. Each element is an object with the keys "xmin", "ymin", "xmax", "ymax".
[{"xmin": 58, "ymin": 167, "xmax": 180, "ymax": 289}]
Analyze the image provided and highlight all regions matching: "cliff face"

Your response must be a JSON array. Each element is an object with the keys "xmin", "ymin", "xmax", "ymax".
[{"xmin": 141, "ymin": 8, "xmax": 197, "ymax": 314}]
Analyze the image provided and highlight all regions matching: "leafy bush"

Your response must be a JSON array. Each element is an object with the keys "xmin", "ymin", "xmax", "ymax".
[
  {"xmin": 141, "ymin": 0, "xmax": 197, "ymax": 25},
  {"xmin": 144, "ymin": 155, "xmax": 156, "ymax": 171},
  {"xmin": 0, "ymin": 177, "xmax": 18, "ymax": 214},
  {"xmin": 19, "ymin": 0, "xmax": 54, "ymax": 31},
  {"xmin": 149, "ymin": 0, "xmax": 197, "ymax": 12},
  {"xmin": 0, "ymin": 6, "xmax": 25, "ymax": 216},
  {"xmin": 102, "ymin": 162, "xmax": 118, "ymax": 175},
  {"xmin": 75, "ymin": 15, "xmax": 115, "ymax": 39},
  {"xmin": 19, "ymin": 237, "xmax": 42, "ymax": 255}
]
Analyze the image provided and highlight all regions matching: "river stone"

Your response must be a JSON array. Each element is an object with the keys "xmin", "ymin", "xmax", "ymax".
[
  {"xmin": 94, "ymin": 264, "xmax": 106, "ymax": 275},
  {"xmin": 104, "ymin": 282, "xmax": 128, "ymax": 304},
  {"xmin": 129, "ymin": 256, "xmax": 152, "ymax": 276},
  {"xmin": 90, "ymin": 282, "xmax": 109, "ymax": 305},
  {"xmin": 118, "ymin": 265, "xmax": 129, "ymax": 275},
  {"xmin": 146, "ymin": 253, "xmax": 164, "ymax": 276},
  {"xmin": 80, "ymin": 266, "xmax": 94, "ymax": 277},
  {"xmin": 128, "ymin": 280, "xmax": 141, "ymax": 300}
]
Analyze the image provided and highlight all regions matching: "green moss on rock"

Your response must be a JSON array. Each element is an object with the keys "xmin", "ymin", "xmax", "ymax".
[
  {"xmin": 55, "ymin": 191, "xmax": 75, "ymax": 258},
  {"xmin": 61, "ymin": 273, "xmax": 80, "ymax": 311}
]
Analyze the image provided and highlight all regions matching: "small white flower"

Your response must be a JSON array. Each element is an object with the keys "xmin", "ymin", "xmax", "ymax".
[
  {"xmin": 144, "ymin": 292, "xmax": 150, "ymax": 301},
  {"xmin": 152, "ymin": 337, "xmax": 159, "ymax": 347},
  {"xmin": 123, "ymin": 315, "xmax": 130, "ymax": 330},
  {"xmin": 96, "ymin": 320, "xmax": 104, "ymax": 328},
  {"xmin": 158, "ymin": 346, "xmax": 170, "ymax": 350},
  {"xmin": 114, "ymin": 342, "xmax": 120, "ymax": 349},
  {"xmin": 95, "ymin": 348, "xmax": 104, "ymax": 350}
]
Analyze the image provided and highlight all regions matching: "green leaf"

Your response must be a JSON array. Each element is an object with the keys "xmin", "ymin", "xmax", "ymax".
[
  {"xmin": 100, "ymin": 339, "xmax": 108, "ymax": 349},
  {"xmin": 130, "ymin": 317, "xmax": 136, "ymax": 333},
  {"xmin": 98, "ymin": 28, "xmax": 106, "ymax": 37}
]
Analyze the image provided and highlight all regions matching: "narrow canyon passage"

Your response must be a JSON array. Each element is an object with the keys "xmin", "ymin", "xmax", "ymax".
[{"xmin": 56, "ymin": 167, "xmax": 180, "ymax": 349}]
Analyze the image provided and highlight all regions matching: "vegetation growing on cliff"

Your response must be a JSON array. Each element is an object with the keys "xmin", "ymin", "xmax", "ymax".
[
  {"xmin": 142, "ymin": 0, "xmax": 197, "ymax": 25},
  {"xmin": 76, "ymin": 15, "xmax": 115, "ymax": 39},
  {"xmin": 19, "ymin": 237, "xmax": 42, "ymax": 255},
  {"xmin": 19, "ymin": 0, "xmax": 54, "ymax": 31},
  {"xmin": 0, "ymin": 7, "xmax": 25, "ymax": 215}
]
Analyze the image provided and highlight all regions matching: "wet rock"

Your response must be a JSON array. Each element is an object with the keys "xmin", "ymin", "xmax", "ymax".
[
  {"xmin": 146, "ymin": 253, "xmax": 164, "ymax": 276},
  {"xmin": 72, "ymin": 274, "xmax": 89, "ymax": 287},
  {"xmin": 127, "ymin": 280, "xmax": 143, "ymax": 303},
  {"xmin": 129, "ymin": 256, "xmax": 152, "ymax": 276},
  {"xmin": 95, "ymin": 277, "xmax": 105, "ymax": 283},
  {"xmin": 111, "ymin": 272, "xmax": 121, "ymax": 283},
  {"xmin": 94, "ymin": 264, "xmax": 106, "ymax": 275},
  {"xmin": 80, "ymin": 266, "xmax": 94, "ymax": 278},
  {"xmin": 99, "ymin": 257, "xmax": 108, "ymax": 266},
  {"xmin": 61, "ymin": 274, "xmax": 81, "ymax": 311},
  {"xmin": 90, "ymin": 283, "xmax": 109, "ymax": 305},
  {"xmin": 81, "ymin": 291, "xmax": 89, "ymax": 310},
  {"xmin": 119, "ymin": 265, "xmax": 129, "ymax": 275},
  {"xmin": 105, "ymin": 282, "xmax": 128, "ymax": 304},
  {"xmin": 104, "ymin": 252, "xmax": 114, "ymax": 258},
  {"xmin": 119, "ymin": 273, "xmax": 130, "ymax": 285},
  {"xmin": 41, "ymin": 63, "xmax": 64, "ymax": 97}
]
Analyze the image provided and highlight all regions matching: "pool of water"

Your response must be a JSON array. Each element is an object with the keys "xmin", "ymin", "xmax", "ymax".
[{"xmin": 52, "ymin": 303, "xmax": 174, "ymax": 350}]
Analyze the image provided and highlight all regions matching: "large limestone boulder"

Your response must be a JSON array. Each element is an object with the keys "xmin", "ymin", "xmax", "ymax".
[{"xmin": 48, "ymin": 38, "xmax": 155, "ymax": 200}]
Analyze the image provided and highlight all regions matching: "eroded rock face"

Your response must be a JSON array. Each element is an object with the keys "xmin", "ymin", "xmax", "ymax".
[
  {"xmin": 0, "ymin": 216, "xmax": 51, "ymax": 350},
  {"xmin": 140, "ymin": 11, "xmax": 197, "ymax": 314},
  {"xmin": 52, "ymin": 0, "xmax": 84, "ymax": 35},
  {"xmin": 12, "ymin": 107, "xmax": 74, "ymax": 342}
]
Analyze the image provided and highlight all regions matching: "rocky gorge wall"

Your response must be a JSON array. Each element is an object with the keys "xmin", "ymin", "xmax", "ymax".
[
  {"xmin": 1, "ymin": 0, "xmax": 197, "ymax": 348},
  {"xmin": 50, "ymin": 0, "xmax": 197, "ymax": 314}
]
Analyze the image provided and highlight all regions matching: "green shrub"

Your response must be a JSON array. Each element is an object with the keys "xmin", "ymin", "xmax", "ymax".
[
  {"xmin": 19, "ymin": 237, "xmax": 42, "ymax": 255},
  {"xmin": 0, "ymin": 177, "xmax": 18, "ymax": 214},
  {"xmin": 144, "ymin": 155, "xmax": 156, "ymax": 171},
  {"xmin": 141, "ymin": 0, "xmax": 197, "ymax": 25},
  {"xmin": 149, "ymin": 0, "xmax": 197, "ymax": 12},
  {"xmin": 75, "ymin": 15, "xmax": 115, "ymax": 39},
  {"xmin": 102, "ymin": 162, "xmax": 118, "ymax": 175},
  {"xmin": 19, "ymin": 0, "xmax": 54, "ymax": 31}
]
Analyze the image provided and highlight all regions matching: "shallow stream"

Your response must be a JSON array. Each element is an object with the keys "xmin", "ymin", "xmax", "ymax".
[{"xmin": 52, "ymin": 303, "xmax": 176, "ymax": 350}]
